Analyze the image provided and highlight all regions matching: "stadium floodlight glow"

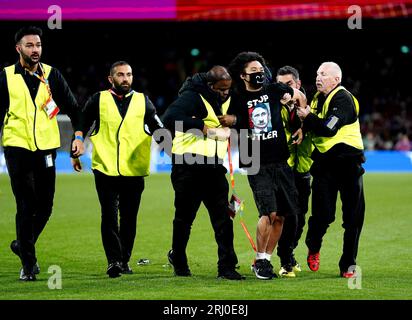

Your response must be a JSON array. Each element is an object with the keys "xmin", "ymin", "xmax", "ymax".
[
  {"xmin": 190, "ymin": 48, "xmax": 200, "ymax": 57},
  {"xmin": 401, "ymin": 45, "xmax": 410, "ymax": 54}
]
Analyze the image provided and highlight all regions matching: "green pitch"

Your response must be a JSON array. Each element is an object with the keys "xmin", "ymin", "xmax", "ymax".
[{"xmin": 0, "ymin": 173, "xmax": 411, "ymax": 300}]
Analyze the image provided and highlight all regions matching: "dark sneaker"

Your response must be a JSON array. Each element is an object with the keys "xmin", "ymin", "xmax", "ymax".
[
  {"xmin": 167, "ymin": 249, "xmax": 191, "ymax": 276},
  {"xmin": 268, "ymin": 261, "xmax": 277, "ymax": 279},
  {"xmin": 32, "ymin": 263, "xmax": 40, "ymax": 275},
  {"xmin": 218, "ymin": 269, "xmax": 246, "ymax": 280},
  {"xmin": 279, "ymin": 264, "xmax": 296, "ymax": 278},
  {"xmin": 307, "ymin": 251, "xmax": 320, "ymax": 272},
  {"xmin": 19, "ymin": 268, "xmax": 36, "ymax": 281},
  {"xmin": 11, "ymin": 240, "xmax": 40, "ymax": 274},
  {"xmin": 252, "ymin": 259, "xmax": 274, "ymax": 280},
  {"xmin": 121, "ymin": 262, "xmax": 133, "ymax": 274},
  {"xmin": 107, "ymin": 262, "xmax": 122, "ymax": 278}
]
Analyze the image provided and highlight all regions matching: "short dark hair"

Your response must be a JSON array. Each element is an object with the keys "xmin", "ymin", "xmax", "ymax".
[
  {"xmin": 110, "ymin": 61, "xmax": 130, "ymax": 76},
  {"xmin": 277, "ymin": 65, "xmax": 300, "ymax": 81},
  {"xmin": 15, "ymin": 26, "xmax": 43, "ymax": 44},
  {"xmin": 205, "ymin": 65, "xmax": 231, "ymax": 84}
]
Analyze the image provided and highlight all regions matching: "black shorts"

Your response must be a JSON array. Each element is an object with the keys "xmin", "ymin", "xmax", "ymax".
[{"xmin": 247, "ymin": 162, "xmax": 299, "ymax": 217}]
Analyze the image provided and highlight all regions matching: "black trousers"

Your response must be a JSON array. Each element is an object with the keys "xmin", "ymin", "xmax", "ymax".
[
  {"xmin": 277, "ymin": 171, "xmax": 311, "ymax": 265},
  {"xmin": 305, "ymin": 159, "xmax": 365, "ymax": 272},
  {"xmin": 93, "ymin": 170, "xmax": 144, "ymax": 264},
  {"xmin": 4, "ymin": 146, "xmax": 56, "ymax": 272},
  {"xmin": 170, "ymin": 164, "xmax": 238, "ymax": 272}
]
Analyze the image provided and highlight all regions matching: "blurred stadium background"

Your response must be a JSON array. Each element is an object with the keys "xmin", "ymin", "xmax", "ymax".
[{"xmin": 0, "ymin": 0, "xmax": 412, "ymax": 173}]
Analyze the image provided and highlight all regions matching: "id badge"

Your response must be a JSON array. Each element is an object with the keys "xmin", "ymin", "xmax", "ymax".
[
  {"xmin": 45, "ymin": 154, "xmax": 54, "ymax": 168},
  {"xmin": 43, "ymin": 98, "xmax": 60, "ymax": 119}
]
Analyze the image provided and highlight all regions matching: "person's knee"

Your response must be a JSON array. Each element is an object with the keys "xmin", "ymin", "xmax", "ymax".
[
  {"xmin": 264, "ymin": 212, "xmax": 284, "ymax": 226},
  {"xmin": 173, "ymin": 216, "xmax": 192, "ymax": 229}
]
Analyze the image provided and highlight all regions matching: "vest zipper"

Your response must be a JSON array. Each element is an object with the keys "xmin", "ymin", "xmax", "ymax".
[
  {"xmin": 33, "ymin": 103, "xmax": 39, "ymax": 150},
  {"xmin": 116, "ymin": 118, "xmax": 125, "ymax": 176}
]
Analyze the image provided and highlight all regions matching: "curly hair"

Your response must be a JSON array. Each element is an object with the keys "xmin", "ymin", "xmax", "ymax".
[{"xmin": 228, "ymin": 51, "xmax": 271, "ymax": 92}]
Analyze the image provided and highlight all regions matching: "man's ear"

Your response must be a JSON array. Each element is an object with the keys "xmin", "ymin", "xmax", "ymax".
[
  {"xmin": 108, "ymin": 75, "xmax": 113, "ymax": 85},
  {"xmin": 15, "ymin": 45, "xmax": 21, "ymax": 54},
  {"xmin": 297, "ymin": 79, "xmax": 302, "ymax": 89}
]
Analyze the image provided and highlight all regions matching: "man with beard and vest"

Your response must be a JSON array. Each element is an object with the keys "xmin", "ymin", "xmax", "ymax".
[
  {"xmin": 72, "ymin": 61, "xmax": 164, "ymax": 278},
  {"xmin": 276, "ymin": 66, "xmax": 314, "ymax": 278},
  {"xmin": 297, "ymin": 62, "xmax": 365, "ymax": 278},
  {"xmin": 162, "ymin": 66, "xmax": 245, "ymax": 280},
  {"xmin": 0, "ymin": 26, "xmax": 84, "ymax": 281}
]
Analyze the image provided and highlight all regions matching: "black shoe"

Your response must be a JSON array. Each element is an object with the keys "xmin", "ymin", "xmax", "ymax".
[
  {"xmin": 167, "ymin": 249, "xmax": 191, "ymax": 276},
  {"xmin": 11, "ymin": 240, "xmax": 40, "ymax": 274},
  {"xmin": 218, "ymin": 269, "xmax": 246, "ymax": 280},
  {"xmin": 121, "ymin": 262, "xmax": 133, "ymax": 274},
  {"xmin": 107, "ymin": 262, "xmax": 122, "ymax": 278},
  {"xmin": 19, "ymin": 268, "xmax": 36, "ymax": 281},
  {"xmin": 252, "ymin": 259, "xmax": 275, "ymax": 280}
]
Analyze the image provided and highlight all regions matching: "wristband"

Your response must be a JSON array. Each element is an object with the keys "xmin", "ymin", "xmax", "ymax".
[{"xmin": 75, "ymin": 135, "xmax": 84, "ymax": 142}]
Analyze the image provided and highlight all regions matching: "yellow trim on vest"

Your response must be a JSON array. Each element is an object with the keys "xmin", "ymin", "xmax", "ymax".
[
  {"xmin": 171, "ymin": 95, "xmax": 230, "ymax": 159},
  {"xmin": 90, "ymin": 91, "xmax": 152, "ymax": 176},
  {"xmin": 281, "ymin": 105, "xmax": 313, "ymax": 173},
  {"xmin": 311, "ymin": 86, "xmax": 363, "ymax": 153},
  {"xmin": 2, "ymin": 63, "xmax": 60, "ymax": 151}
]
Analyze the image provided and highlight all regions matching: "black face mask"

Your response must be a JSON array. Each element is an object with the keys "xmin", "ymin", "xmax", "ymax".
[{"xmin": 245, "ymin": 72, "xmax": 265, "ymax": 89}]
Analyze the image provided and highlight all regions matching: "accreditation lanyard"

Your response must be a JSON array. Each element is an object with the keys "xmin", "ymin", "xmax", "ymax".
[
  {"xmin": 26, "ymin": 63, "xmax": 52, "ymax": 97},
  {"xmin": 26, "ymin": 64, "xmax": 59, "ymax": 119}
]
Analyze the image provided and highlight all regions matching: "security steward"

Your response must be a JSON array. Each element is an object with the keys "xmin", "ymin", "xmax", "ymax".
[
  {"xmin": 297, "ymin": 62, "xmax": 365, "ymax": 278},
  {"xmin": 162, "ymin": 66, "xmax": 244, "ymax": 280},
  {"xmin": 0, "ymin": 26, "xmax": 84, "ymax": 281},
  {"xmin": 276, "ymin": 66, "xmax": 313, "ymax": 278},
  {"xmin": 72, "ymin": 61, "xmax": 164, "ymax": 278}
]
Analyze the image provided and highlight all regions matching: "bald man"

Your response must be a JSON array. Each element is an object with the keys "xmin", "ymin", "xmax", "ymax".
[{"xmin": 297, "ymin": 62, "xmax": 365, "ymax": 278}]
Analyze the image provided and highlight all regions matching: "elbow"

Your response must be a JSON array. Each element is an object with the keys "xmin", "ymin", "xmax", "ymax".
[{"xmin": 322, "ymin": 128, "xmax": 338, "ymax": 137}]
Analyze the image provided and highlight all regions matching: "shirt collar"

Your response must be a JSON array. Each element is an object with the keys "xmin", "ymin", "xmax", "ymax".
[{"xmin": 14, "ymin": 61, "xmax": 43, "ymax": 77}]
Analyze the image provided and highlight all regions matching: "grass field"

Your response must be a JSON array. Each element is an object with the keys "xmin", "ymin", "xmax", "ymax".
[{"xmin": 0, "ymin": 173, "xmax": 411, "ymax": 300}]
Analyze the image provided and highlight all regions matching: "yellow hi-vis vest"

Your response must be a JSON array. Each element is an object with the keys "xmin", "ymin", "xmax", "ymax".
[
  {"xmin": 281, "ymin": 106, "xmax": 314, "ymax": 173},
  {"xmin": 2, "ymin": 63, "xmax": 60, "ymax": 151},
  {"xmin": 171, "ymin": 95, "xmax": 231, "ymax": 160},
  {"xmin": 310, "ymin": 86, "xmax": 364, "ymax": 153},
  {"xmin": 90, "ymin": 91, "xmax": 152, "ymax": 176}
]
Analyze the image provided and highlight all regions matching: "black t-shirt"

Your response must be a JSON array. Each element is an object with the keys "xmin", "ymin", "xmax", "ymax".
[{"xmin": 230, "ymin": 82, "xmax": 294, "ymax": 167}]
